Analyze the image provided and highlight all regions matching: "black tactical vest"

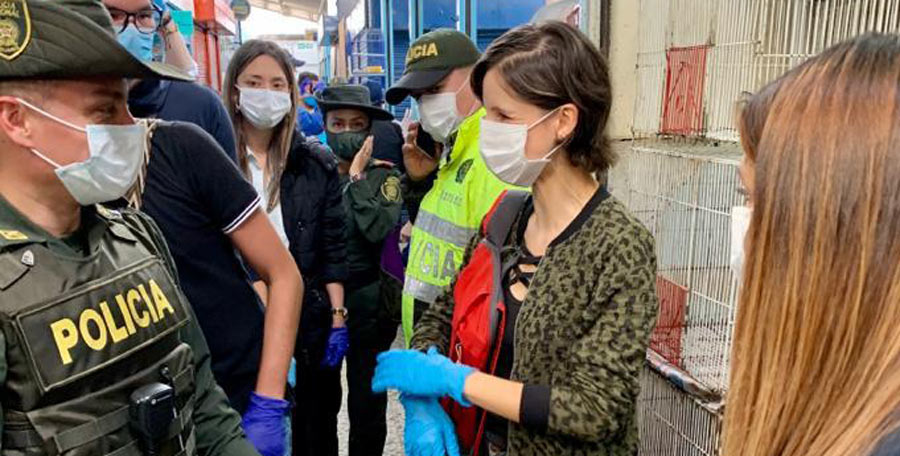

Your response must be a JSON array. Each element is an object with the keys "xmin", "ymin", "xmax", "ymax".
[{"xmin": 0, "ymin": 208, "xmax": 197, "ymax": 456}]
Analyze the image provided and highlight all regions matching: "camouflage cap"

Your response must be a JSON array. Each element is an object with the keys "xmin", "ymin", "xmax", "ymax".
[
  {"xmin": 0, "ymin": 0, "xmax": 189, "ymax": 81},
  {"xmin": 385, "ymin": 29, "xmax": 480, "ymax": 105}
]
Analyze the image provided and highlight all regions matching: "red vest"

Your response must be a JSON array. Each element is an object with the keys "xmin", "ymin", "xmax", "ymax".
[{"xmin": 443, "ymin": 190, "xmax": 529, "ymax": 455}]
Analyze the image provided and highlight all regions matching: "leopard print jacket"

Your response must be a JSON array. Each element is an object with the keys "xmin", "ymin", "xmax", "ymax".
[{"xmin": 411, "ymin": 195, "xmax": 659, "ymax": 456}]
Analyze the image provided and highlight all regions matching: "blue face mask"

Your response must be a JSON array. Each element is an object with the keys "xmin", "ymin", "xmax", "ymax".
[
  {"xmin": 118, "ymin": 24, "xmax": 154, "ymax": 62},
  {"xmin": 304, "ymin": 96, "xmax": 318, "ymax": 108}
]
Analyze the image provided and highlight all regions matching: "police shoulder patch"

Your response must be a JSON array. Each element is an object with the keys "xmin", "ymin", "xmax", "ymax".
[
  {"xmin": 456, "ymin": 159, "xmax": 474, "ymax": 184},
  {"xmin": 381, "ymin": 175, "xmax": 401, "ymax": 202},
  {"xmin": 0, "ymin": 0, "xmax": 30, "ymax": 61}
]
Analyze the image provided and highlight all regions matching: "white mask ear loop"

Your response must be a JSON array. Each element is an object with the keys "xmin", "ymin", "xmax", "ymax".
[
  {"xmin": 16, "ymin": 98, "xmax": 88, "ymax": 133},
  {"xmin": 526, "ymin": 107, "xmax": 567, "ymax": 161},
  {"xmin": 454, "ymin": 73, "xmax": 477, "ymax": 118},
  {"xmin": 526, "ymin": 106, "xmax": 563, "ymax": 131},
  {"xmin": 16, "ymin": 98, "xmax": 88, "ymax": 169},
  {"xmin": 29, "ymin": 148, "xmax": 62, "ymax": 168}
]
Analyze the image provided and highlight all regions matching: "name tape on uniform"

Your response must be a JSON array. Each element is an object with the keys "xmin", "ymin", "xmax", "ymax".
[{"xmin": 16, "ymin": 259, "xmax": 189, "ymax": 391}]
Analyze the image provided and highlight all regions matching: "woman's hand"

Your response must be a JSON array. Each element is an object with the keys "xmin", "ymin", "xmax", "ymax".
[
  {"xmin": 372, "ymin": 347, "xmax": 475, "ymax": 405},
  {"xmin": 400, "ymin": 395, "xmax": 461, "ymax": 456},
  {"xmin": 349, "ymin": 136, "xmax": 374, "ymax": 177}
]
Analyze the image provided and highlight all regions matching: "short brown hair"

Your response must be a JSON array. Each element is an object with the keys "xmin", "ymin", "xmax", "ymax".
[{"xmin": 471, "ymin": 21, "xmax": 613, "ymax": 173}]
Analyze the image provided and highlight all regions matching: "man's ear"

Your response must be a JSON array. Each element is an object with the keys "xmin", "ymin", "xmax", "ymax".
[{"xmin": 0, "ymin": 97, "xmax": 36, "ymax": 150}]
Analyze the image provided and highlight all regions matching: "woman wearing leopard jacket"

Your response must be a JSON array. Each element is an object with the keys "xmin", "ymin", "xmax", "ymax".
[{"xmin": 373, "ymin": 21, "xmax": 659, "ymax": 456}]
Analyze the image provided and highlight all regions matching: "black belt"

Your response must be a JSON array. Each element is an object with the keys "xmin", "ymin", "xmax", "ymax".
[
  {"xmin": 4, "ymin": 399, "xmax": 195, "ymax": 455},
  {"xmin": 4, "ymin": 367, "xmax": 195, "ymax": 454}
]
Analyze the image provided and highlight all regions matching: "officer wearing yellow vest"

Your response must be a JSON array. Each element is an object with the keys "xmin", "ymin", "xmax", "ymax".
[
  {"xmin": 0, "ymin": 1, "xmax": 258, "ymax": 455},
  {"xmin": 385, "ymin": 29, "xmax": 524, "ymax": 345}
]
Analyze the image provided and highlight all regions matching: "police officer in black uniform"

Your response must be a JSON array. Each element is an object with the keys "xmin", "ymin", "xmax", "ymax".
[{"xmin": 0, "ymin": 1, "xmax": 259, "ymax": 455}]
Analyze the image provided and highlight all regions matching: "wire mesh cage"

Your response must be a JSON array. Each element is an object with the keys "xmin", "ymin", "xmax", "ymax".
[
  {"xmin": 633, "ymin": 0, "xmax": 900, "ymax": 141},
  {"xmin": 637, "ymin": 361, "xmax": 723, "ymax": 456},
  {"xmin": 621, "ymin": 0, "xmax": 900, "ymax": 454},
  {"xmin": 610, "ymin": 140, "xmax": 741, "ymax": 455},
  {"xmin": 612, "ymin": 141, "xmax": 743, "ymax": 393}
]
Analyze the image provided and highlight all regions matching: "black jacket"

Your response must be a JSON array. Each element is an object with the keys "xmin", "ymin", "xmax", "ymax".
[
  {"xmin": 280, "ymin": 134, "xmax": 348, "ymax": 290},
  {"xmin": 278, "ymin": 134, "xmax": 348, "ymax": 362}
]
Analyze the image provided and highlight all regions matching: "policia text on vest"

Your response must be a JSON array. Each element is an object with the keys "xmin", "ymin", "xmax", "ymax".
[
  {"xmin": 20, "ymin": 258, "xmax": 189, "ymax": 391},
  {"xmin": 49, "ymin": 262, "xmax": 181, "ymax": 366}
]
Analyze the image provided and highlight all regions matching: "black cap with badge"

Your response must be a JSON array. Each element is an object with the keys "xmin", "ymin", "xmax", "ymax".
[
  {"xmin": 385, "ymin": 28, "xmax": 481, "ymax": 105},
  {"xmin": 0, "ymin": 0, "xmax": 190, "ymax": 81}
]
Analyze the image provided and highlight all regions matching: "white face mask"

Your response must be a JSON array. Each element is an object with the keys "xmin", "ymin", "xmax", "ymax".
[
  {"xmin": 730, "ymin": 205, "xmax": 752, "ymax": 279},
  {"xmin": 239, "ymin": 87, "xmax": 292, "ymax": 129},
  {"xmin": 418, "ymin": 79, "xmax": 472, "ymax": 143},
  {"xmin": 18, "ymin": 98, "xmax": 147, "ymax": 206},
  {"xmin": 479, "ymin": 108, "xmax": 563, "ymax": 187}
]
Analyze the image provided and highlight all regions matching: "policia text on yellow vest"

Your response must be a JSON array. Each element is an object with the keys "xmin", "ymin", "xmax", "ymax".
[{"xmin": 401, "ymin": 109, "xmax": 525, "ymax": 345}]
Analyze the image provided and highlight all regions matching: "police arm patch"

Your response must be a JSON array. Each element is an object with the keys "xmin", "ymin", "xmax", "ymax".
[{"xmin": 381, "ymin": 176, "xmax": 402, "ymax": 202}]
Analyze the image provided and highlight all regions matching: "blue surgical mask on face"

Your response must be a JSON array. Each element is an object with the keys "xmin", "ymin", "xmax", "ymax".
[{"xmin": 118, "ymin": 24, "xmax": 154, "ymax": 62}]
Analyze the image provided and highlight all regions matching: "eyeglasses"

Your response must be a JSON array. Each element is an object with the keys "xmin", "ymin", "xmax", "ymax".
[{"xmin": 108, "ymin": 7, "xmax": 163, "ymax": 34}]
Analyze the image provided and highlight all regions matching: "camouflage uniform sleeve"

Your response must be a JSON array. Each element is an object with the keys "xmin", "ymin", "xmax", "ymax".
[
  {"xmin": 127, "ymin": 211, "xmax": 259, "ymax": 456},
  {"xmin": 346, "ymin": 167, "xmax": 403, "ymax": 244},
  {"xmin": 409, "ymin": 232, "xmax": 482, "ymax": 354},
  {"xmin": 546, "ymin": 225, "xmax": 658, "ymax": 442},
  {"xmin": 401, "ymin": 172, "xmax": 436, "ymax": 224}
]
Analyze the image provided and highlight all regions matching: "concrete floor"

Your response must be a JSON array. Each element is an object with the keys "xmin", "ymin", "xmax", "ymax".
[{"xmin": 336, "ymin": 332, "xmax": 406, "ymax": 456}]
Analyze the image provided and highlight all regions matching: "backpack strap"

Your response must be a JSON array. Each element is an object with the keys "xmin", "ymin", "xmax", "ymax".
[
  {"xmin": 483, "ymin": 190, "xmax": 530, "ymax": 249},
  {"xmin": 125, "ymin": 118, "xmax": 161, "ymax": 211},
  {"xmin": 481, "ymin": 190, "xmax": 529, "ymax": 353}
]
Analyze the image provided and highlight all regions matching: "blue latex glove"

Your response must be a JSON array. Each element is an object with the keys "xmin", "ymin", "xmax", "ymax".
[
  {"xmin": 372, "ymin": 347, "xmax": 475, "ymax": 406},
  {"xmin": 321, "ymin": 326, "xmax": 349, "ymax": 368},
  {"xmin": 241, "ymin": 392, "xmax": 290, "ymax": 456},
  {"xmin": 401, "ymin": 395, "xmax": 461, "ymax": 456},
  {"xmin": 287, "ymin": 358, "xmax": 297, "ymax": 388}
]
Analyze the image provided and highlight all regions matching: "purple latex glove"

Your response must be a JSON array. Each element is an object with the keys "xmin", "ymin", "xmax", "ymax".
[
  {"xmin": 321, "ymin": 327, "xmax": 349, "ymax": 368},
  {"xmin": 241, "ymin": 392, "xmax": 290, "ymax": 456}
]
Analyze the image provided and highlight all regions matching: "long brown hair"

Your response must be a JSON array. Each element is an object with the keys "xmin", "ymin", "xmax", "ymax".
[
  {"xmin": 222, "ymin": 40, "xmax": 299, "ymax": 211},
  {"xmin": 725, "ymin": 33, "xmax": 900, "ymax": 456}
]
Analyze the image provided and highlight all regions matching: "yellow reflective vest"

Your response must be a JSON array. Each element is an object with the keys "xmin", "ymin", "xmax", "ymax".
[{"xmin": 402, "ymin": 108, "xmax": 525, "ymax": 345}]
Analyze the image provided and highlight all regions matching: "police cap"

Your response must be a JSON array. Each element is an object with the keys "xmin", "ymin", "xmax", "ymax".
[
  {"xmin": 385, "ymin": 29, "xmax": 480, "ymax": 105},
  {"xmin": 0, "ymin": 0, "xmax": 190, "ymax": 81}
]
